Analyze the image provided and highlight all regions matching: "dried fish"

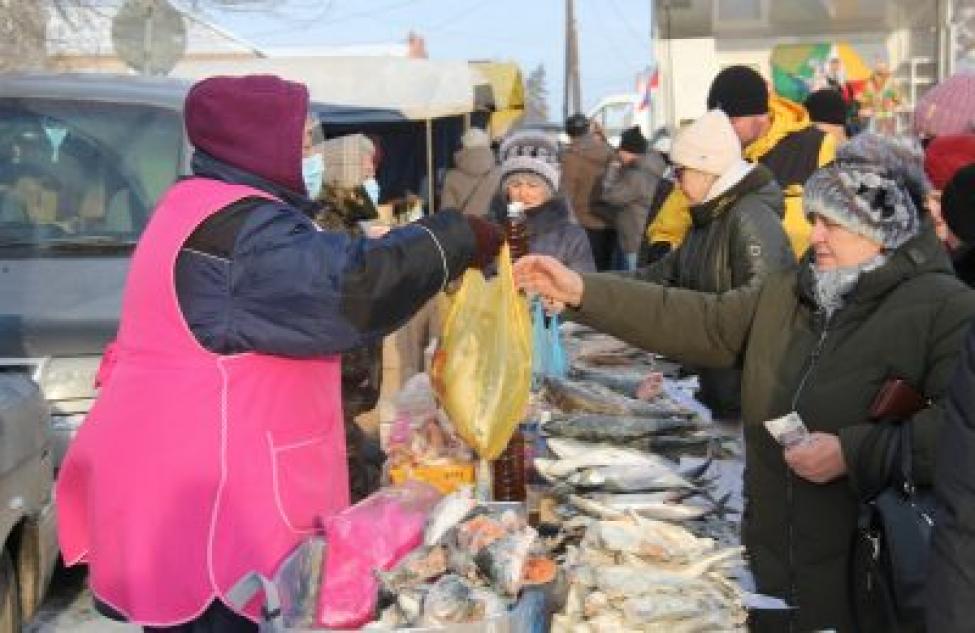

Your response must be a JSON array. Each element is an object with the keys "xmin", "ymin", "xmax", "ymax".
[
  {"xmin": 537, "ymin": 439, "xmax": 677, "ymax": 480},
  {"xmin": 419, "ymin": 574, "xmax": 478, "ymax": 625},
  {"xmin": 544, "ymin": 412, "xmax": 698, "ymax": 442},
  {"xmin": 542, "ymin": 377, "xmax": 694, "ymax": 418},
  {"xmin": 568, "ymin": 464, "xmax": 695, "ymax": 493},
  {"xmin": 474, "ymin": 526, "xmax": 537, "ymax": 596},
  {"xmin": 377, "ymin": 545, "xmax": 447, "ymax": 594},
  {"xmin": 583, "ymin": 516, "xmax": 716, "ymax": 561},
  {"xmin": 423, "ymin": 488, "xmax": 476, "ymax": 546}
]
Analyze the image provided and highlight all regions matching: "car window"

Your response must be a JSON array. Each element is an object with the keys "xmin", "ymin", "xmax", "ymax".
[{"xmin": 0, "ymin": 98, "xmax": 182, "ymax": 246}]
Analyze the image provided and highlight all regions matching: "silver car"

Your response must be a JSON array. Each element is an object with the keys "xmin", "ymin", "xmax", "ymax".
[{"xmin": 0, "ymin": 374, "xmax": 57, "ymax": 631}]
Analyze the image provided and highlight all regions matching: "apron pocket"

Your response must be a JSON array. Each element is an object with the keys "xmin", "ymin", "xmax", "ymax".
[{"xmin": 268, "ymin": 433, "xmax": 331, "ymax": 533}]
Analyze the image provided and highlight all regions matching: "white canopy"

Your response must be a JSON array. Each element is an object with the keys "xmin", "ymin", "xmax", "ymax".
[{"xmin": 171, "ymin": 56, "xmax": 478, "ymax": 122}]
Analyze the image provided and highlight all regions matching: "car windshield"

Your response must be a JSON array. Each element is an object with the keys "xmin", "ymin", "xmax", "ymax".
[{"xmin": 0, "ymin": 98, "xmax": 182, "ymax": 249}]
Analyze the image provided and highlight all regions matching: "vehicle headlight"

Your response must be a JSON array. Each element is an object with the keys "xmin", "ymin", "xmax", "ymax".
[{"xmin": 38, "ymin": 356, "xmax": 101, "ymax": 401}]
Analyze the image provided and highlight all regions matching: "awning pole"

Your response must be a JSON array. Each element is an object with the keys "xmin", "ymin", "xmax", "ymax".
[{"xmin": 426, "ymin": 119, "xmax": 435, "ymax": 214}]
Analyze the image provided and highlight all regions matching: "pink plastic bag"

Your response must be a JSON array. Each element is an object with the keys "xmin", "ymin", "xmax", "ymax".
[{"xmin": 317, "ymin": 481, "xmax": 441, "ymax": 628}]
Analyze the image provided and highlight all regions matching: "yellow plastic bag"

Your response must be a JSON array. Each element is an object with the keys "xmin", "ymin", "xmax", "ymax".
[{"xmin": 431, "ymin": 244, "xmax": 532, "ymax": 460}]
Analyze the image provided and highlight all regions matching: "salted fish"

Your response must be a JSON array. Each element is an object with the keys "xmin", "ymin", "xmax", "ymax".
[
  {"xmin": 536, "ymin": 445, "xmax": 675, "ymax": 481},
  {"xmin": 542, "ymin": 376, "xmax": 694, "ymax": 418},
  {"xmin": 583, "ymin": 516, "xmax": 716, "ymax": 561},
  {"xmin": 474, "ymin": 526, "xmax": 537, "ymax": 596},
  {"xmin": 569, "ymin": 464, "xmax": 695, "ymax": 492},
  {"xmin": 423, "ymin": 488, "xmax": 477, "ymax": 546},
  {"xmin": 544, "ymin": 412, "xmax": 698, "ymax": 442}
]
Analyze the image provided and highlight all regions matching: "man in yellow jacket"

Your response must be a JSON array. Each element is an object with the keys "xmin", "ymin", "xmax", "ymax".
[{"xmin": 648, "ymin": 65, "xmax": 835, "ymax": 258}]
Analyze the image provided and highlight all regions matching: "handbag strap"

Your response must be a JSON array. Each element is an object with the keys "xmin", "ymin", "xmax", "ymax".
[{"xmin": 897, "ymin": 421, "xmax": 918, "ymax": 497}]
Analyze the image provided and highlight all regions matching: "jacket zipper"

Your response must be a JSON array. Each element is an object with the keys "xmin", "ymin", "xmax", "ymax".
[{"xmin": 785, "ymin": 312, "xmax": 831, "ymax": 632}]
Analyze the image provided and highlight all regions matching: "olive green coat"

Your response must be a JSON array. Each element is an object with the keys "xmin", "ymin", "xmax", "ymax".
[{"xmin": 571, "ymin": 225, "xmax": 975, "ymax": 632}]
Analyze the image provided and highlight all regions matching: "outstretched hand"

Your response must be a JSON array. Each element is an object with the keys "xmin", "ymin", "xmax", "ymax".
[{"xmin": 513, "ymin": 255, "xmax": 585, "ymax": 308}]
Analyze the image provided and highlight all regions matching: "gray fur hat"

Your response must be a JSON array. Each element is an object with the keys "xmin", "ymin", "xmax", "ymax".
[
  {"xmin": 499, "ymin": 130, "xmax": 561, "ymax": 193},
  {"xmin": 804, "ymin": 165, "xmax": 920, "ymax": 251}
]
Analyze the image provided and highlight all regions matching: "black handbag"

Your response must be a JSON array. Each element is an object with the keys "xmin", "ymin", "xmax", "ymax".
[{"xmin": 852, "ymin": 421, "xmax": 936, "ymax": 631}]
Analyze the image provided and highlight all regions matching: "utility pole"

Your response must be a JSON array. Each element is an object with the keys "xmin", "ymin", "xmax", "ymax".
[{"xmin": 563, "ymin": 0, "xmax": 582, "ymax": 121}]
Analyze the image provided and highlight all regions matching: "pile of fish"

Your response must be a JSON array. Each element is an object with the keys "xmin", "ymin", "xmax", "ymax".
[
  {"xmin": 364, "ymin": 488, "xmax": 557, "ymax": 629},
  {"xmin": 553, "ymin": 512, "xmax": 747, "ymax": 632},
  {"xmin": 535, "ymin": 437, "xmax": 729, "ymax": 523}
]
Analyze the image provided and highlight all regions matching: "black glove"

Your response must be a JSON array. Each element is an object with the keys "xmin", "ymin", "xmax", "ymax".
[{"xmin": 466, "ymin": 215, "xmax": 504, "ymax": 270}]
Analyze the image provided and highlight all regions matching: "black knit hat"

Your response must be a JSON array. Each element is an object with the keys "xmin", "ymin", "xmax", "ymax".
[
  {"xmin": 707, "ymin": 65, "xmax": 769, "ymax": 117},
  {"xmin": 804, "ymin": 89, "xmax": 847, "ymax": 126},
  {"xmin": 565, "ymin": 113, "xmax": 590, "ymax": 137},
  {"xmin": 942, "ymin": 163, "xmax": 975, "ymax": 244},
  {"xmin": 619, "ymin": 125, "xmax": 648, "ymax": 154}
]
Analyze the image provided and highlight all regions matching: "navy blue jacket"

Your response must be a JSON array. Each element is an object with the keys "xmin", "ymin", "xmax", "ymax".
[{"xmin": 174, "ymin": 152, "xmax": 476, "ymax": 356}]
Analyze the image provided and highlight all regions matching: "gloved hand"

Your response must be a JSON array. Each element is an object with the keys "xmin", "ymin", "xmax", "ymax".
[{"xmin": 466, "ymin": 215, "xmax": 504, "ymax": 269}]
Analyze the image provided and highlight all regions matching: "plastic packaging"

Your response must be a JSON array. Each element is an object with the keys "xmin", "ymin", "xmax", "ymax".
[
  {"xmin": 531, "ymin": 298, "xmax": 567, "ymax": 388},
  {"xmin": 317, "ymin": 482, "xmax": 442, "ymax": 629},
  {"xmin": 431, "ymin": 243, "xmax": 532, "ymax": 461}
]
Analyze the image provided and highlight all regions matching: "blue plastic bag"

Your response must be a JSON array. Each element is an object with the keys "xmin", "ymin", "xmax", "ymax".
[{"xmin": 531, "ymin": 298, "xmax": 567, "ymax": 388}]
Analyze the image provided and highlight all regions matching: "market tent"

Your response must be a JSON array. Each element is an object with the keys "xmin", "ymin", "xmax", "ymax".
[
  {"xmin": 172, "ymin": 55, "xmax": 476, "ymax": 123},
  {"xmin": 172, "ymin": 56, "xmax": 480, "ymax": 209},
  {"xmin": 469, "ymin": 61, "xmax": 525, "ymax": 139}
]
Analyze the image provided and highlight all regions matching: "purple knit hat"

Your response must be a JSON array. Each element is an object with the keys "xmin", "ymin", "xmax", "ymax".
[{"xmin": 185, "ymin": 75, "xmax": 309, "ymax": 195}]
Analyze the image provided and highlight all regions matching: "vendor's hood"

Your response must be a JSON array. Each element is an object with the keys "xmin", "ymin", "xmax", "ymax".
[
  {"xmin": 184, "ymin": 75, "xmax": 309, "ymax": 196},
  {"xmin": 744, "ymin": 95, "xmax": 812, "ymax": 162}
]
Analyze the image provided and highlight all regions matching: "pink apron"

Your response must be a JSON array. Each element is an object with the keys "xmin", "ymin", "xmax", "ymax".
[{"xmin": 56, "ymin": 178, "xmax": 349, "ymax": 626}]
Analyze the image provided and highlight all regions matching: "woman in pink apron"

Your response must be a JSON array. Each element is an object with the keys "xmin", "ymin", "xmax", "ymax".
[{"xmin": 55, "ymin": 74, "xmax": 502, "ymax": 632}]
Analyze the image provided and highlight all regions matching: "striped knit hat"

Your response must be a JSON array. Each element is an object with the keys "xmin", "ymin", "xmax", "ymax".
[{"xmin": 499, "ymin": 130, "xmax": 560, "ymax": 193}]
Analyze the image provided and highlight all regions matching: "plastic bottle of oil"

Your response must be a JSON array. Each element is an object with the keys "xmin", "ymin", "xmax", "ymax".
[{"xmin": 492, "ymin": 201, "xmax": 529, "ymax": 502}]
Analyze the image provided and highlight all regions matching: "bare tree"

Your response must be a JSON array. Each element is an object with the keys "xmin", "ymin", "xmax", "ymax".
[
  {"xmin": 0, "ymin": 0, "xmax": 55, "ymax": 70},
  {"xmin": 0, "ymin": 0, "xmax": 272, "ymax": 72}
]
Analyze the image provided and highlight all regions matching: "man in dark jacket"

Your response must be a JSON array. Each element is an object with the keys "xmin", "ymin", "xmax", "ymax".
[
  {"xmin": 632, "ymin": 109, "xmax": 794, "ymax": 420},
  {"xmin": 598, "ymin": 126, "xmax": 667, "ymax": 270},
  {"xmin": 516, "ymin": 134, "xmax": 975, "ymax": 632},
  {"xmin": 560, "ymin": 113, "xmax": 616, "ymax": 270},
  {"xmin": 929, "ymin": 319, "xmax": 975, "ymax": 633},
  {"xmin": 64, "ymin": 75, "xmax": 502, "ymax": 633},
  {"xmin": 939, "ymin": 163, "xmax": 975, "ymax": 286}
]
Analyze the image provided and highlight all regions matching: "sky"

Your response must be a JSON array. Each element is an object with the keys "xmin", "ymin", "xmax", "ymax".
[{"xmin": 197, "ymin": 0, "xmax": 653, "ymax": 120}]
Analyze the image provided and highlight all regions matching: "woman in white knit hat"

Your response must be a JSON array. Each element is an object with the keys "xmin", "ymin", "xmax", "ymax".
[{"xmin": 627, "ymin": 109, "xmax": 795, "ymax": 420}]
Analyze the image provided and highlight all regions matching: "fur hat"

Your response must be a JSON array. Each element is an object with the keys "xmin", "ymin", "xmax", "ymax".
[
  {"xmin": 670, "ymin": 110, "xmax": 741, "ymax": 176},
  {"xmin": 619, "ymin": 126, "xmax": 648, "ymax": 154},
  {"xmin": 804, "ymin": 89, "xmax": 847, "ymax": 126},
  {"xmin": 707, "ymin": 65, "xmax": 769, "ymax": 117},
  {"xmin": 804, "ymin": 162, "xmax": 921, "ymax": 251},
  {"xmin": 942, "ymin": 163, "xmax": 975, "ymax": 244},
  {"xmin": 499, "ymin": 130, "xmax": 560, "ymax": 192},
  {"xmin": 461, "ymin": 127, "xmax": 491, "ymax": 149},
  {"xmin": 924, "ymin": 133, "xmax": 975, "ymax": 191}
]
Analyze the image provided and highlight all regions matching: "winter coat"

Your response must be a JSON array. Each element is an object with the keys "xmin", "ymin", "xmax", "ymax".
[
  {"xmin": 648, "ymin": 96, "xmax": 837, "ymax": 258},
  {"xmin": 523, "ymin": 196, "xmax": 596, "ymax": 273},
  {"xmin": 569, "ymin": 224, "xmax": 975, "ymax": 632},
  {"xmin": 598, "ymin": 152, "xmax": 667, "ymax": 254},
  {"xmin": 928, "ymin": 322, "xmax": 975, "ymax": 633},
  {"xmin": 632, "ymin": 164, "xmax": 794, "ymax": 418},
  {"xmin": 315, "ymin": 183, "xmax": 385, "ymax": 502},
  {"xmin": 441, "ymin": 146, "xmax": 502, "ymax": 217},
  {"xmin": 560, "ymin": 132, "xmax": 615, "ymax": 229},
  {"xmin": 637, "ymin": 177, "xmax": 677, "ymax": 266}
]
